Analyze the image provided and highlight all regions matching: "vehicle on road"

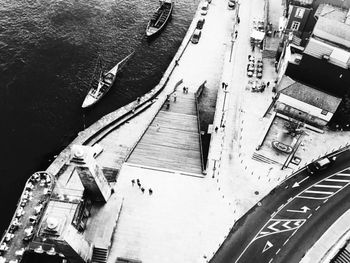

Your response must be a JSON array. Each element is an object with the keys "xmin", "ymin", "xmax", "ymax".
[
  {"xmin": 307, "ymin": 156, "xmax": 336, "ymax": 175},
  {"xmin": 200, "ymin": 2, "xmax": 209, "ymax": 15},
  {"xmin": 196, "ymin": 17, "xmax": 205, "ymax": 30},
  {"xmin": 228, "ymin": 0, "xmax": 236, "ymax": 9},
  {"xmin": 191, "ymin": 29, "xmax": 202, "ymax": 44}
]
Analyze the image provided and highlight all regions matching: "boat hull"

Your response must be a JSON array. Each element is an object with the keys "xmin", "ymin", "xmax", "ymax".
[{"xmin": 146, "ymin": 2, "xmax": 173, "ymax": 37}]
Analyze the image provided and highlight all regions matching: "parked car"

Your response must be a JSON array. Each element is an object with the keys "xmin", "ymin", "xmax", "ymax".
[
  {"xmin": 200, "ymin": 2, "xmax": 209, "ymax": 15},
  {"xmin": 191, "ymin": 29, "xmax": 202, "ymax": 44},
  {"xmin": 228, "ymin": 0, "xmax": 236, "ymax": 9},
  {"xmin": 196, "ymin": 18, "xmax": 205, "ymax": 30},
  {"xmin": 307, "ymin": 156, "xmax": 336, "ymax": 175}
]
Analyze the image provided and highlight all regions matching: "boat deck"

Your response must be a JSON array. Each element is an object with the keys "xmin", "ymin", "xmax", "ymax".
[
  {"xmin": 0, "ymin": 172, "xmax": 54, "ymax": 263},
  {"xmin": 127, "ymin": 91, "xmax": 203, "ymax": 175}
]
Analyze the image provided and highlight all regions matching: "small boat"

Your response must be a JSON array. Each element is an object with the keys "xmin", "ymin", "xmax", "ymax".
[
  {"xmin": 146, "ymin": 0, "xmax": 174, "ymax": 37},
  {"xmin": 82, "ymin": 51, "xmax": 134, "ymax": 108}
]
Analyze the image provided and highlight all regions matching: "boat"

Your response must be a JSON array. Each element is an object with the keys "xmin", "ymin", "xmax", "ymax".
[
  {"xmin": 146, "ymin": 0, "xmax": 174, "ymax": 37},
  {"xmin": 82, "ymin": 51, "xmax": 134, "ymax": 108}
]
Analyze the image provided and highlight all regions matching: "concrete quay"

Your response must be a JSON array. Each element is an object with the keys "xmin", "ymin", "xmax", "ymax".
[{"xmin": 40, "ymin": 0, "xmax": 350, "ymax": 263}]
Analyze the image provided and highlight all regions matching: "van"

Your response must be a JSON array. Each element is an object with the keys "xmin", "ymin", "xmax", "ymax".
[
  {"xmin": 306, "ymin": 156, "xmax": 336, "ymax": 175},
  {"xmin": 200, "ymin": 2, "xmax": 209, "ymax": 15},
  {"xmin": 191, "ymin": 29, "xmax": 202, "ymax": 44},
  {"xmin": 196, "ymin": 18, "xmax": 205, "ymax": 30}
]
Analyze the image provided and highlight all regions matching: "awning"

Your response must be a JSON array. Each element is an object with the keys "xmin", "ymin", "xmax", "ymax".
[{"xmin": 251, "ymin": 29, "xmax": 265, "ymax": 41}]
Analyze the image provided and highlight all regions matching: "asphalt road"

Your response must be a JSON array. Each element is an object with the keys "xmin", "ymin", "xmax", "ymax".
[{"xmin": 210, "ymin": 148, "xmax": 350, "ymax": 263}]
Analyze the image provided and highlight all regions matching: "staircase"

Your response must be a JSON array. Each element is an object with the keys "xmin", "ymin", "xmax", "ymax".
[
  {"xmin": 91, "ymin": 247, "xmax": 108, "ymax": 263},
  {"xmin": 252, "ymin": 152, "xmax": 279, "ymax": 165},
  {"xmin": 331, "ymin": 246, "xmax": 350, "ymax": 263}
]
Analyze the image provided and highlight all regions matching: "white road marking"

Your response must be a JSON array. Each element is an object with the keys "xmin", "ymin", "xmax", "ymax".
[
  {"xmin": 314, "ymin": 184, "xmax": 342, "ymax": 189},
  {"xmin": 325, "ymin": 178, "xmax": 350, "ymax": 183},
  {"xmin": 276, "ymin": 248, "xmax": 281, "ymax": 255},
  {"xmin": 268, "ymin": 258, "xmax": 273, "ymax": 263},
  {"xmin": 304, "ymin": 190, "xmax": 334, "ymax": 195},
  {"xmin": 286, "ymin": 206, "xmax": 310, "ymax": 214},
  {"xmin": 307, "ymin": 214, "xmax": 312, "ymax": 219},
  {"xmin": 283, "ymin": 238, "xmax": 290, "ymax": 246},
  {"xmin": 315, "ymin": 206, "xmax": 320, "ymax": 211},
  {"xmin": 337, "ymin": 172, "xmax": 350, "ymax": 176},
  {"xmin": 267, "ymin": 221, "xmax": 280, "ymax": 232},
  {"xmin": 262, "ymin": 241, "xmax": 273, "ymax": 253},
  {"xmin": 323, "ymin": 199, "xmax": 329, "ymax": 203}
]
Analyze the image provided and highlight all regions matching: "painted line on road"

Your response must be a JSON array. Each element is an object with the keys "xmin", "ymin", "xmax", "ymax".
[
  {"xmin": 307, "ymin": 214, "xmax": 312, "ymax": 219},
  {"xmin": 283, "ymin": 238, "xmax": 290, "ymax": 246},
  {"xmin": 268, "ymin": 258, "xmax": 273, "ymax": 263},
  {"xmin": 304, "ymin": 190, "xmax": 334, "ymax": 195},
  {"xmin": 276, "ymin": 248, "xmax": 281, "ymax": 255},
  {"xmin": 323, "ymin": 199, "xmax": 329, "ymax": 203},
  {"xmin": 315, "ymin": 184, "xmax": 342, "ymax": 189},
  {"xmin": 337, "ymin": 173, "xmax": 350, "ymax": 176},
  {"xmin": 315, "ymin": 206, "xmax": 320, "ymax": 211},
  {"xmin": 324, "ymin": 178, "xmax": 350, "ymax": 183}
]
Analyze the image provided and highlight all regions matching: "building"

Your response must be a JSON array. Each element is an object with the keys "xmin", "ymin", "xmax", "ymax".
[
  {"xmin": 277, "ymin": 4, "xmax": 350, "ymax": 97},
  {"xmin": 274, "ymin": 76, "xmax": 342, "ymax": 128}
]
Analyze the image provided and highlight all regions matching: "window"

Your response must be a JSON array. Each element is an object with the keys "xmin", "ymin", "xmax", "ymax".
[
  {"xmin": 321, "ymin": 110, "xmax": 328, "ymax": 115},
  {"xmin": 295, "ymin": 8, "xmax": 305, "ymax": 19},
  {"xmin": 291, "ymin": 21, "xmax": 300, "ymax": 31}
]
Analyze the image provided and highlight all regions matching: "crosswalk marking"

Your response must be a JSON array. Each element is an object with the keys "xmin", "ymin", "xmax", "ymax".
[
  {"xmin": 304, "ymin": 190, "xmax": 334, "ymax": 195},
  {"xmin": 324, "ymin": 179, "xmax": 350, "ymax": 183},
  {"xmin": 315, "ymin": 184, "xmax": 342, "ymax": 189},
  {"xmin": 335, "ymin": 173, "xmax": 350, "ymax": 177}
]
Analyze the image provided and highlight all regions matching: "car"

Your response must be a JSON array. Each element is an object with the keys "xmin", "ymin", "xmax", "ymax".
[
  {"xmin": 196, "ymin": 18, "xmax": 205, "ymax": 30},
  {"xmin": 307, "ymin": 157, "xmax": 336, "ymax": 175},
  {"xmin": 228, "ymin": 0, "xmax": 236, "ymax": 9},
  {"xmin": 200, "ymin": 2, "xmax": 209, "ymax": 15},
  {"xmin": 191, "ymin": 29, "xmax": 202, "ymax": 44}
]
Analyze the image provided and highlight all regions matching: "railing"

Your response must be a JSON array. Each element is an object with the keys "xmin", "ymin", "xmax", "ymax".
[{"xmin": 194, "ymin": 81, "xmax": 207, "ymax": 174}]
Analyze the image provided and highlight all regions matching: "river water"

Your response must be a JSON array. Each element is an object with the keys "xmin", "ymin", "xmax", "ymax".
[{"xmin": 0, "ymin": 0, "xmax": 199, "ymax": 234}]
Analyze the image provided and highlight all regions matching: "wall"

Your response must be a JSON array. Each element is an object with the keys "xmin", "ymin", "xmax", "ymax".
[
  {"xmin": 275, "ymin": 93, "xmax": 332, "ymax": 127},
  {"xmin": 285, "ymin": 54, "xmax": 350, "ymax": 96}
]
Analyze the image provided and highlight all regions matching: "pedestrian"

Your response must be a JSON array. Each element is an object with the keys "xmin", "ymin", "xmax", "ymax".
[
  {"xmin": 156, "ymin": 123, "xmax": 160, "ymax": 132},
  {"xmin": 237, "ymin": 17, "xmax": 240, "ymax": 24},
  {"xmin": 137, "ymin": 97, "xmax": 141, "ymax": 104},
  {"xmin": 137, "ymin": 181, "xmax": 141, "ymax": 188},
  {"xmin": 131, "ymin": 179, "xmax": 135, "ymax": 186},
  {"xmin": 173, "ymin": 92, "xmax": 177, "ymax": 102},
  {"xmin": 141, "ymin": 187, "xmax": 145, "ymax": 194},
  {"xmin": 186, "ymin": 87, "xmax": 189, "ymax": 94},
  {"xmin": 235, "ymin": 30, "xmax": 238, "ymax": 39},
  {"xmin": 175, "ymin": 60, "xmax": 179, "ymax": 66},
  {"xmin": 215, "ymin": 126, "xmax": 218, "ymax": 132},
  {"xmin": 183, "ymin": 86, "xmax": 186, "ymax": 93},
  {"xmin": 149, "ymin": 188, "xmax": 153, "ymax": 195},
  {"xmin": 266, "ymin": 81, "xmax": 270, "ymax": 88},
  {"xmin": 248, "ymin": 54, "xmax": 251, "ymax": 60}
]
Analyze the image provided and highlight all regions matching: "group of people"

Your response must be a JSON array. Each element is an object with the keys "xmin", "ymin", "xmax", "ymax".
[
  {"xmin": 131, "ymin": 179, "xmax": 153, "ymax": 195},
  {"xmin": 182, "ymin": 86, "xmax": 189, "ymax": 93}
]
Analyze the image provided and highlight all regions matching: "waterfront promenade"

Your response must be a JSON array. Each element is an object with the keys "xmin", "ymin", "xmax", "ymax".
[{"xmin": 42, "ymin": 0, "xmax": 350, "ymax": 262}]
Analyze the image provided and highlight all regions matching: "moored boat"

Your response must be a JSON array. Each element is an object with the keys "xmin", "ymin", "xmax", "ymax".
[
  {"xmin": 82, "ymin": 51, "xmax": 135, "ymax": 108},
  {"xmin": 146, "ymin": 0, "xmax": 174, "ymax": 37}
]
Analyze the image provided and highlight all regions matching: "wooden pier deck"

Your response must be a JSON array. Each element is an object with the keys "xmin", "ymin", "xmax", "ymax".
[{"xmin": 127, "ymin": 91, "xmax": 203, "ymax": 175}]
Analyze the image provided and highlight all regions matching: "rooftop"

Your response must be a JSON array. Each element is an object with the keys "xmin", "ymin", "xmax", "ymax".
[
  {"xmin": 313, "ymin": 4, "xmax": 350, "ymax": 49},
  {"xmin": 278, "ymin": 76, "xmax": 342, "ymax": 113}
]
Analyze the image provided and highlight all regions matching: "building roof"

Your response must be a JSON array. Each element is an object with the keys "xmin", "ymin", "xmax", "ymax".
[
  {"xmin": 290, "ymin": 0, "xmax": 314, "ymax": 7},
  {"xmin": 278, "ymin": 76, "xmax": 342, "ymax": 113},
  {"xmin": 313, "ymin": 5, "xmax": 350, "ymax": 49}
]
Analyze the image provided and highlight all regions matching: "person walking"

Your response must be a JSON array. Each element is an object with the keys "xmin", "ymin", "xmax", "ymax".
[
  {"xmin": 266, "ymin": 81, "xmax": 270, "ymax": 88},
  {"xmin": 183, "ymin": 86, "xmax": 186, "ymax": 93},
  {"xmin": 156, "ymin": 123, "xmax": 160, "ymax": 132},
  {"xmin": 131, "ymin": 179, "xmax": 135, "ymax": 186},
  {"xmin": 141, "ymin": 187, "xmax": 145, "ymax": 194},
  {"xmin": 137, "ymin": 179, "xmax": 141, "ymax": 188},
  {"xmin": 173, "ymin": 92, "xmax": 177, "ymax": 102},
  {"xmin": 148, "ymin": 188, "xmax": 153, "ymax": 195}
]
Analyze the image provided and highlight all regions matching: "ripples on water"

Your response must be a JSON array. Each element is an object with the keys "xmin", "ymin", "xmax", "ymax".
[{"xmin": 0, "ymin": 0, "xmax": 198, "ymax": 233}]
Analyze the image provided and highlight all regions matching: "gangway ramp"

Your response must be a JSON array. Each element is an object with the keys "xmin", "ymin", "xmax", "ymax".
[{"xmin": 127, "ymin": 91, "xmax": 202, "ymax": 175}]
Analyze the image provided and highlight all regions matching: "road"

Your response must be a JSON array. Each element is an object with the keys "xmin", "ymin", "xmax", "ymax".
[{"xmin": 210, "ymin": 148, "xmax": 350, "ymax": 263}]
